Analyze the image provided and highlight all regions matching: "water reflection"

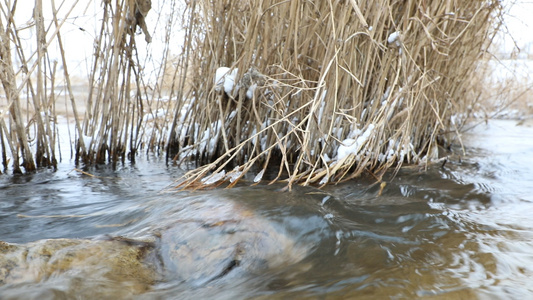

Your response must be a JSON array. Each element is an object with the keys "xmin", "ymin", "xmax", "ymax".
[
  {"xmin": 1, "ymin": 120, "xmax": 533, "ymax": 299},
  {"xmin": 0, "ymin": 157, "xmax": 180, "ymax": 243}
]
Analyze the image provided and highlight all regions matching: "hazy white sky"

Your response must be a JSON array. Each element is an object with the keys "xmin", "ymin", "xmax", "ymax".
[{"xmin": 13, "ymin": 0, "xmax": 183, "ymax": 78}]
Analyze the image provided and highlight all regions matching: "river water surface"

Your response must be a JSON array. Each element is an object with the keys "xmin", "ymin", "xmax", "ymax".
[{"xmin": 1, "ymin": 119, "xmax": 533, "ymax": 299}]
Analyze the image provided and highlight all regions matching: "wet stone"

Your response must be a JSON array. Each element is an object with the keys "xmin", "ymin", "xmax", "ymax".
[
  {"xmin": 0, "ymin": 238, "xmax": 159, "ymax": 298},
  {"xmin": 0, "ymin": 198, "xmax": 309, "ymax": 297}
]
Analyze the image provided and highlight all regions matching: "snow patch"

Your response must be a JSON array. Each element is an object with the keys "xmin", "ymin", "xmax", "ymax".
[
  {"xmin": 246, "ymin": 83, "xmax": 257, "ymax": 99},
  {"xmin": 387, "ymin": 31, "xmax": 401, "ymax": 47},
  {"xmin": 254, "ymin": 169, "xmax": 265, "ymax": 183},
  {"xmin": 226, "ymin": 168, "xmax": 243, "ymax": 183},
  {"xmin": 336, "ymin": 124, "xmax": 375, "ymax": 160},
  {"xmin": 201, "ymin": 170, "xmax": 226, "ymax": 185},
  {"xmin": 214, "ymin": 67, "xmax": 238, "ymax": 95},
  {"xmin": 82, "ymin": 135, "xmax": 92, "ymax": 146},
  {"xmin": 143, "ymin": 108, "xmax": 166, "ymax": 122}
]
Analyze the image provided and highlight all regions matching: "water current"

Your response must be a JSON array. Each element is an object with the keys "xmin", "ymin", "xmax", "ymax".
[{"xmin": 0, "ymin": 119, "xmax": 532, "ymax": 299}]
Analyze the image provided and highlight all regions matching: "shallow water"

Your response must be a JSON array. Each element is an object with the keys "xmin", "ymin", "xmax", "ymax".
[{"xmin": 1, "ymin": 119, "xmax": 533, "ymax": 299}]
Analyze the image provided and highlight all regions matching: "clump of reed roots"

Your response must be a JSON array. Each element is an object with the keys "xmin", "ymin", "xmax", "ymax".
[{"xmin": 168, "ymin": 0, "xmax": 503, "ymax": 188}]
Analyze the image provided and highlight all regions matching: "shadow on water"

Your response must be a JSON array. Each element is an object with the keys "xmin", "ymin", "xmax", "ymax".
[{"xmin": 1, "ymin": 119, "xmax": 533, "ymax": 299}]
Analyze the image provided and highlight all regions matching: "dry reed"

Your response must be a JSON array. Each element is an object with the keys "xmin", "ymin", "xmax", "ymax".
[
  {"xmin": 0, "ymin": 0, "xmax": 505, "ymax": 186},
  {"xmin": 168, "ymin": 0, "xmax": 503, "ymax": 188},
  {"xmin": 0, "ymin": 0, "xmax": 176, "ymax": 173},
  {"xmin": 78, "ymin": 0, "xmax": 179, "ymax": 166},
  {"xmin": 0, "ymin": 0, "xmax": 72, "ymax": 173}
]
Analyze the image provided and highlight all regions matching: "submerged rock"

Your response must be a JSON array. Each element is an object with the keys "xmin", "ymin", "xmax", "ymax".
[
  {"xmin": 156, "ymin": 201, "xmax": 307, "ymax": 286},
  {"xmin": 0, "ymin": 238, "xmax": 157, "ymax": 298},
  {"xmin": 0, "ymin": 198, "xmax": 309, "ymax": 298}
]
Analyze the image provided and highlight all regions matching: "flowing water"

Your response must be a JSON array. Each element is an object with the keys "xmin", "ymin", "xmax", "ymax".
[{"xmin": 1, "ymin": 119, "xmax": 533, "ymax": 299}]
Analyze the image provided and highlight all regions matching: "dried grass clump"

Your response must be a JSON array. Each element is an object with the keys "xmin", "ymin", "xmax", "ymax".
[
  {"xmin": 169, "ymin": 0, "xmax": 503, "ymax": 188},
  {"xmin": 0, "ymin": 0, "xmax": 75, "ymax": 173},
  {"xmin": 0, "ymin": 0, "xmax": 177, "ymax": 173},
  {"xmin": 76, "ymin": 0, "xmax": 177, "ymax": 165},
  {"xmin": 76, "ymin": 0, "xmax": 154, "ymax": 165}
]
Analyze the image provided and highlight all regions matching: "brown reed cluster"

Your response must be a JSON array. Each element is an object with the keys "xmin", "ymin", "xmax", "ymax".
[
  {"xmin": 76, "ymin": 0, "xmax": 154, "ymax": 166},
  {"xmin": 0, "ymin": 0, "xmax": 174, "ymax": 174},
  {"xmin": 168, "ymin": 0, "xmax": 503, "ymax": 188},
  {"xmin": 0, "ymin": 0, "xmax": 504, "ymax": 185},
  {"xmin": 0, "ymin": 0, "xmax": 66, "ymax": 173}
]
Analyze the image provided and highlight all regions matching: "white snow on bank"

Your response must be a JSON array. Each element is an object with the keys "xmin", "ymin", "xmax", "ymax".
[
  {"xmin": 82, "ymin": 134, "xmax": 93, "ymax": 147},
  {"xmin": 214, "ymin": 67, "xmax": 262, "ymax": 99},
  {"xmin": 226, "ymin": 167, "xmax": 243, "ymax": 183},
  {"xmin": 319, "ymin": 175, "xmax": 329, "ymax": 185},
  {"xmin": 199, "ymin": 120, "xmax": 222, "ymax": 153},
  {"xmin": 201, "ymin": 170, "xmax": 226, "ymax": 185},
  {"xmin": 399, "ymin": 142, "xmax": 415, "ymax": 162},
  {"xmin": 142, "ymin": 108, "xmax": 167, "ymax": 122},
  {"xmin": 253, "ymin": 169, "xmax": 265, "ymax": 183},
  {"xmin": 246, "ymin": 83, "xmax": 257, "ymax": 99},
  {"xmin": 387, "ymin": 31, "xmax": 401, "ymax": 47},
  {"xmin": 336, "ymin": 124, "xmax": 375, "ymax": 160},
  {"xmin": 215, "ymin": 67, "xmax": 238, "ymax": 95}
]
